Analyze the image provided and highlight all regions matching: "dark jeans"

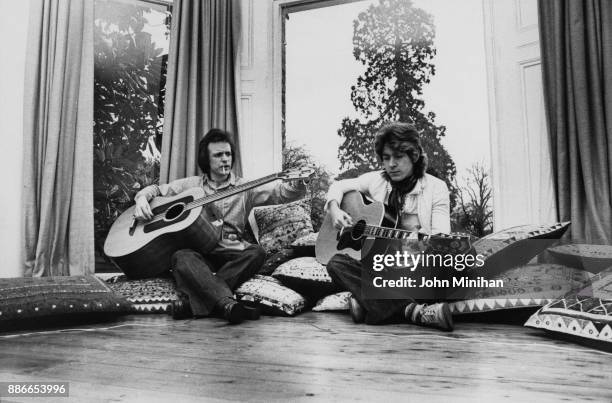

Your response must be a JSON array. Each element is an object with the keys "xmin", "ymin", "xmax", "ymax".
[
  {"xmin": 171, "ymin": 244, "xmax": 266, "ymax": 316},
  {"xmin": 326, "ymin": 254, "xmax": 415, "ymax": 325}
]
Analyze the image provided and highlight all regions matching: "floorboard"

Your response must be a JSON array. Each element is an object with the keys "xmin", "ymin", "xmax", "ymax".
[{"xmin": 0, "ymin": 312, "xmax": 610, "ymax": 402}]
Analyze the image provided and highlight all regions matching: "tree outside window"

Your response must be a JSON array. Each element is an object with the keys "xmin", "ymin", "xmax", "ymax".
[{"xmin": 94, "ymin": 0, "xmax": 171, "ymax": 271}]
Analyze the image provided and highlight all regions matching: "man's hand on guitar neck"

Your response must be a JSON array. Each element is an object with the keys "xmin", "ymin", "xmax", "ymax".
[
  {"xmin": 134, "ymin": 195, "xmax": 154, "ymax": 221},
  {"xmin": 328, "ymin": 200, "xmax": 354, "ymax": 230}
]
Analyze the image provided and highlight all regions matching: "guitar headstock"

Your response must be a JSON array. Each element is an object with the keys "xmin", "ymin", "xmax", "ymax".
[{"xmin": 277, "ymin": 166, "xmax": 316, "ymax": 181}]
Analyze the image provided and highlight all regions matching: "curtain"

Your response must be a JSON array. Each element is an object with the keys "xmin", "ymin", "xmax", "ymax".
[
  {"xmin": 160, "ymin": 0, "xmax": 242, "ymax": 182},
  {"xmin": 22, "ymin": 0, "xmax": 95, "ymax": 276},
  {"xmin": 539, "ymin": 0, "xmax": 612, "ymax": 244}
]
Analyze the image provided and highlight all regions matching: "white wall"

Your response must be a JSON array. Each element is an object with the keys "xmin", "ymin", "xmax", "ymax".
[{"xmin": 0, "ymin": 1, "xmax": 29, "ymax": 277}]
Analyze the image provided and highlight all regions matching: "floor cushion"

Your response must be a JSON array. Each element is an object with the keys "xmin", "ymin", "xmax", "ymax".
[
  {"xmin": 473, "ymin": 222, "xmax": 570, "ymax": 277},
  {"xmin": 235, "ymin": 275, "xmax": 306, "ymax": 316},
  {"xmin": 106, "ymin": 275, "xmax": 177, "ymax": 313},
  {"xmin": 259, "ymin": 248, "xmax": 298, "ymax": 276},
  {"xmin": 450, "ymin": 263, "xmax": 591, "ymax": 314},
  {"xmin": 525, "ymin": 267, "xmax": 612, "ymax": 346},
  {"xmin": 272, "ymin": 257, "xmax": 338, "ymax": 298},
  {"xmin": 548, "ymin": 244, "xmax": 612, "ymax": 273},
  {"xmin": 312, "ymin": 291, "xmax": 352, "ymax": 311},
  {"xmin": 291, "ymin": 232, "xmax": 318, "ymax": 257},
  {"xmin": 0, "ymin": 275, "xmax": 130, "ymax": 328},
  {"xmin": 248, "ymin": 200, "xmax": 314, "ymax": 254}
]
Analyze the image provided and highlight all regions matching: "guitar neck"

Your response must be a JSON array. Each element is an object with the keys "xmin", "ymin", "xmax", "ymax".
[
  {"xmin": 361, "ymin": 224, "xmax": 426, "ymax": 241},
  {"xmin": 184, "ymin": 173, "xmax": 279, "ymax": 211}
]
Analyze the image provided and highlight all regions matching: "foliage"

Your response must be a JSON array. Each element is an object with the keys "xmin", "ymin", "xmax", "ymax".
[
  {"xmin": 337, "ymin": 0, "xmax": 457, "ymax": 207},
  {"xmin": 93, "ymin": 0, "xmax": 170, "ymax": 254},
  {"xmin": 282, "ymin": 145, "xmax": 332, "ymax": 231},
  {"xmin": 452, "ymin": 163, "xmax": 493, "ymax": 237}
]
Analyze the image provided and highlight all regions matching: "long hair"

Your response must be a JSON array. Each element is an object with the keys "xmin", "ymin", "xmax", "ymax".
[
  {"xmin": 197, "ymin": 128, "xmax": 236, "ymax": 175},
  {"xmin": 374, "ymin": 122, "xmax": 428, "ymax": 178}
]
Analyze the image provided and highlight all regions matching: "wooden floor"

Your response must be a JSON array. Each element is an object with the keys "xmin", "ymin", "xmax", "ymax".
[{"xmin": 0, "ymin": 312, "xmax": 611, "ymax": 402}]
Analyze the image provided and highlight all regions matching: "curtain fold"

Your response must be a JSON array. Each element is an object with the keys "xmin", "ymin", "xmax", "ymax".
[
  {"xmin": 160, "ymin": 0, "xmax": 242, "ymax": 182},
  {"xmin": 539, "ymin": 0, "xmax": 612, "ymax": 244},
  {"xmin": 22, "ymin": 0, "xmax": 95, "ymax": 276}
]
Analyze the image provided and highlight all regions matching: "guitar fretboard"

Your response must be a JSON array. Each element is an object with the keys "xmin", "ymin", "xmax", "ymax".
[
  {"xmin": 361, "ymin": 224, "xmax": 423, "ymax": 241},
  {"xmin": 148, "ymin": 173, "xmax": 279, "ymax": 223}
]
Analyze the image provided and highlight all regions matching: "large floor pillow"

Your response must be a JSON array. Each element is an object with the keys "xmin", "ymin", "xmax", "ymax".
[
  {"xmin": 312, "ymin": 291, "xmax": 352, "ymax": 312},
  {"xmin": 0, "ymin": 275, "xmax": 130, "ymax": 329},
  {"xmin": 272, "ymin": 257, "xmax": 339, "ymax": 299},
  {"xmin": 235, "ymin": 275, "xmax": 306, "ymax": 316},
  {"xmin": 106, "ymin": 275, "xmax": 177, "ymax": 313},
  {"xmin": 248, "ymin": 200, "xmax": 314, "ymax": 255},
  {"xmin": 259, "ymin": 248, "xmax": 297, "ymax": 276},
  {"xmin": 473, "ymin": 222, "xmax": 570, "ymax": 277},
  {"xmin": 525, "ymin": 267, "xmax": 612, "ymax": 347},
  {"xmin": 450, "ymin": 263, "xmax": 591, "ymax": 314},
  {"xmin": 548, "ymin": 244, "xmax": 612, "ymax": 273},
  {"xmin": 291, "ymin": 232, "xmax": 318, "ymax": 257}
]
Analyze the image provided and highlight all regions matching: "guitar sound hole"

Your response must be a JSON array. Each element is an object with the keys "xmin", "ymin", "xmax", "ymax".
[
  {"xmin": 165, "ymin": 203, "xmax": 185, "ymax": 220},
  {"xmin": 351, "ymin": 220, "xmax": 366, "ymax": 240}
]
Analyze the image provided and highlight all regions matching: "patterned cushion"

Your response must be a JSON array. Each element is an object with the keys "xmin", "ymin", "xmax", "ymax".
[
  {"xmin": 272, "ymin": 257, "xmax": 338, "ymax": 298},
  {"xmin": 106, "ymin": 275, "xmax": 177, "ymax": 313},
  {"xmin": 450, "ymin": 264, "xmax": 591, "ymax": 314},
  {"xmin": 290, "ymin": 232, "xmax": 318, "ymax": 257},
  {"xmin": 259, "ymin": 248, "xmax": 297, "ymax": 276},
  {"xmin": 235, "ymin": 275, "xmax": 306, "ymax": 316},
  {"xmin": 312, "ymin": 291, "xmax": 352, "ymax": 312},
  {"xmin": 525, "ymin": 267, "xmax": 612, "ymax": 346},
  {"xmin": 473, "ymin": 222, "xmax": 570, "ymax": 277},
  {"xmin": 548, "ymin": 244, "xmax": 612, "ymax": 273},
  {"xmin": 250, "ymin": 200, "xmax": 314, "ymax": 254},
  {"xmin": 0, "ymin": 275, "xmax": 129, "ymax": 326}
]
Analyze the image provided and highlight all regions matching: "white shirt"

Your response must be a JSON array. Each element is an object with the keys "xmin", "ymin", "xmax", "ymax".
[{"xmin": 325, "ymin": 171, "xmax": 451, "ymax": 235}]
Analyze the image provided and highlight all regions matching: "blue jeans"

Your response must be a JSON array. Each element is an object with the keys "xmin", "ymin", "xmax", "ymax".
[
  {"xmin": 326, "ymin": 254, "xmax": 414, "ymax": 325},
  {"xmin": 171, "ymin": 245, "xmax": 266, "ymax": 316}
]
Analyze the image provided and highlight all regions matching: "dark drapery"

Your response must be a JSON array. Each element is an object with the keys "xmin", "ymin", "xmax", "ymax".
[
  {"xmin": 22, "ymin": 0, "xmax": 95, "ymax": 276},
  {"xmin": 160, "ymin": 0, "xmax": 242, "ymax": 182},
  {"xmin": 539, "ymin": 0, "xmax": 612, "ymax": 244}
]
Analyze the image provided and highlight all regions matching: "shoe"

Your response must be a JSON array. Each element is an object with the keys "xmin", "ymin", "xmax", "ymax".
[
  {"xmin": 240, "ymin": 299, "xmax": 262, "ymax": 320},
  {"xmin": 405, "ymin": 302, "xmax": 454, "ymax": 331},
  {"xmin": 170, "ymin": 294, "xmax": 192, "ymax": 320},
  {"xmin": 349, "ymin": 295, "xmax": 365, "ymax": 323},
  {"xmin": 217, "ymin": 298, "xmax": 246, "ymax": 324}
]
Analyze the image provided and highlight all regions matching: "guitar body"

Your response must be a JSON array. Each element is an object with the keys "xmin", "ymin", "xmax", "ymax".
[
  {"xmin": 104, "ymin": 188, "xmax": 220, "ymax": 279},
  {"xmin": 315, "ymin": 191, "xmax": 398, "ymax": 265}
]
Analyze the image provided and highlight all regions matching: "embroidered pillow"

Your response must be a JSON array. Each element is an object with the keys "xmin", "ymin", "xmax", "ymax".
[
  {"xmin": 272, "ymin": 257, "xmax": 338, "ymax": 299},
  {"xmin": 290, "ymin": 232, "xmax": 318, "ymax": 257},
  {"xmin": 525, "ymin": 267, "xmax": 612, "ymax": 347},
  {"xmin": 234, "ymin": 275, "xmax": 306, "ymax": 316},
  {"xmin": 548, "ymin": 244, "xmax": 612, "ymax": 273},
  {"xmin": 312, "ymin": 291, "xmax": 352, "ymax": 312},
  {"xmin": 259, "ymin": 248, "xmax": 297, "ymax": 276},
  {"xmin": 449, "ymin": 264, "xmax": 591, "ymax": 314},
  {"xmin": 106, "ymin": 275, "xmax": 177, "ymax": 313},
  {"xmin": 473, "ymin": 222, "xmax": 570, "ymax": 277},
  {"xmin": 0, "ymin": 275, "xmax": 129, "ymax": 329},
  {"xmin": 249, "ymin": 200, "xmax": 314, "ymax": 254}
]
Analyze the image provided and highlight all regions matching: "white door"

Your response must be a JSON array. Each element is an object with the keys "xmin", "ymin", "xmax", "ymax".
[{"xmin": 483, "ymin": 0, "xmax": 556, "ymax": 230}]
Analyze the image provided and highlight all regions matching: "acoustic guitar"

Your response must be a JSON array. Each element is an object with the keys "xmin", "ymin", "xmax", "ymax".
[
  {"xmin": 104, "ymin": 167, "xmax": 314, "ymax": 279},
  {"xmin": 315, "ymin": 191, "xmax": 471, "ymax": 265}
]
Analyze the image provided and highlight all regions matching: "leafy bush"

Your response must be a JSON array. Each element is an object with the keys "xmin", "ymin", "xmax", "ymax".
[{"xmin": 282, "ymin": 145, "xmax": 332, "ymax": 232}]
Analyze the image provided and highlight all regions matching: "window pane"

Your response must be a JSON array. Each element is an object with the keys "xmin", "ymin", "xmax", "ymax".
[{"xmin": 93, "ymin": 0, "xmax": 171, "ymax": 272}]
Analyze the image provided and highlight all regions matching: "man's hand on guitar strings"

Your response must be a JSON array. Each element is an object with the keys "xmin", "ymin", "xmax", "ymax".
[
  {"xmin": 329, "ymin": 203, "xmax": 354, "ymax": 230},
  {"xmin": 134, "ymin": 196, "xmax": 154, "ymax": 221}
]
